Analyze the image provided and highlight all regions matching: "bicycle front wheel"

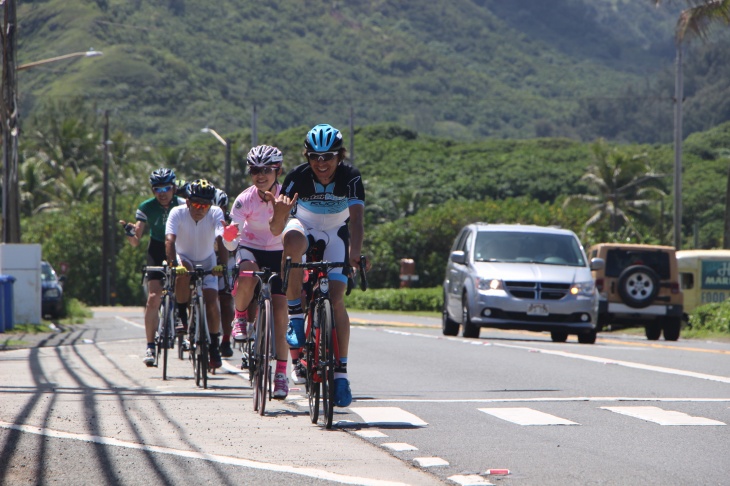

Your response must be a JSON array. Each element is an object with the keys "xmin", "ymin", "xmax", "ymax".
[
  {"xmin": 161, "ymin": 294, "xmax": 174, "ymax": 380},
  {"xmin": 253, "ymin": 299, "xmax": 272, "ymax": 415},
  {"xmin": 317, "ymin": 299, "xmax": 335, "ymax": 429}
]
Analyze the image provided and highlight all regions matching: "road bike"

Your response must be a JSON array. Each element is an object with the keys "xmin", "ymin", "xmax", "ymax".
[
  {"xmin": 142, "ymin": 262, "xmax": 177, "ymax": 380},
  {"xmin": 234, "ymin": 265, "xmax": 278, "ymax": 415},
  {"xmin": 282, "ymin": 255, "xmax": 367, "ymax": 429},
  {"xmin": 183, "ymin": 265, "xmax": 215, "ymax": 389}
]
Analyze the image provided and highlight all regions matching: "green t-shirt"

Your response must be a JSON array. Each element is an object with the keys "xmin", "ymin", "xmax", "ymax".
[{"xmin": 135, "ymin": 197, "xmax": 184, "ymax": 242}]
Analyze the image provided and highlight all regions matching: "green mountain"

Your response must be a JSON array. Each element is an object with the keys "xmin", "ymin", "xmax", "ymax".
[{"xmin": 14, "ymin": 0, "xmax": 726, "ymax": 145}]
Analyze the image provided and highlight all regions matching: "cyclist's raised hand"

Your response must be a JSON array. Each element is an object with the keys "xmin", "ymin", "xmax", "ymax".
[
  {"xmin": 270, "ymin": 192, "xmax": 298, "ymax": 217},
  {"xmin": 222, "ymin": 223, "xmax": 239, "ymax": 242},
  {"xmin": 174, "ymin": 265, "xmax": 188, "ymax": 276},
  {"xmin": 212, "ymin": 265, "xmax": 225, "ymax": 276},
  {"xmin": 119, "ymin": 220, "xmax": 136, "ymax": 238}
]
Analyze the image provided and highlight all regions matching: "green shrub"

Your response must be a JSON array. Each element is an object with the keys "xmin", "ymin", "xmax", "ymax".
[
  {"xmin": 345, "ymin": 287, "xmax": 443, "ymax": 312},
  {"xmin": 688, "ymin": 302, "xmax": 730, "ymax": 334}
]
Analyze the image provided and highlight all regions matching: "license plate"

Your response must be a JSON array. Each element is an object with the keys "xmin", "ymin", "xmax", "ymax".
[{"xmin": 527, "ymin": 303, "xmax": 549, "ymax": 316}]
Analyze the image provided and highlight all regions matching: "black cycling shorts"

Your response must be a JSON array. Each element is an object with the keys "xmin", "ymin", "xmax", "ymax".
[{"xmin": 146, "ymin": 238, "xmax": 166, "ymax": 281}]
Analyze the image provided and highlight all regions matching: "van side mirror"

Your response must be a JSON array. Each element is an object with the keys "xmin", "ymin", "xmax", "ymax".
[
  {"xmin": 590, "ymin": 258, "xmax": 605, "ymax": 271},
  {"xmin": 450, "ymin": 251, "xmax": 466, "ymax": 264}
]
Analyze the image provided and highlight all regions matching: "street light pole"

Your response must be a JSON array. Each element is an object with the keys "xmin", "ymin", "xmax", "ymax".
[
  {"xmin": 1, "ymin": 33, "xmax": 102, "ymax": 243},
  {"xmin": 101, "ymin": 110, "xmax": 110, "ymax": 305},
  {"xmin": 201, "ymin": 127, "xmax": 231, "ymax": 195}
]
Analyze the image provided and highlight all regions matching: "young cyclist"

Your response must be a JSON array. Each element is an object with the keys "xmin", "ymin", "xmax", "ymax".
[
  {"xmin": 270, "ymin": 124, "xmax": 368, "ymax": 408},
  {"xmin": 214, "ymin": 189, "xmax": 235, "ymax": 358},
  {"xmin": 165, "ymin": 179, "xmax": 228, "ymax": 370},
  {"xmin": 119, "ymin": 168, "xmax": 184, "ymax": 366},
  {"xmin": 222, "ymin": 145, "xmax": 297, "ymax": 399}
]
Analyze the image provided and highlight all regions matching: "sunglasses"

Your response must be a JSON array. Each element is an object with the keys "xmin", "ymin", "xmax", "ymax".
[
  {"xmin": 306, "ymin": 151, "xmax": 338, "ymax": 162},
  {"xmin": 249, "ymin": 166, "xmax": 277, "ymax": 176},
  {"xmin": 153, "ymin": 185, "xmax": 173, "ymax": 194},
  {"xmin": 190, "ymin": 201, "xmax": 211, "ymax": 210}
]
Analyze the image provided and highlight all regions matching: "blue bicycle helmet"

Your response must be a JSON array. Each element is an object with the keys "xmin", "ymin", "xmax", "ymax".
[
  {"xmin": 149, "ymin": 168, "xmax": 176, "ymax": 187},
  {"xmin": 188, "ymin": 179, "xmax": 216, "ymax": 201},
  {"xmin": 304, "ymin": 124, "xmax": 343, "ymax": 152}
]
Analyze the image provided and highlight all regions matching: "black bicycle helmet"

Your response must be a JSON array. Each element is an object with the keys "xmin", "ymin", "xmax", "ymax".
[
  {"xmin": 187, "ymin": 179, "xmax": 216, "ymax": 201},
  {"xmin": 304, "ymin": 124, "xmax": 343, "ymax": 152},
  {"xmin": 246, "ymin": 145, "xmax": 283, "ymax": 168},
  {"xmin": 213, "ymin": 189, "xmax": 228, "ymax": 208},
  {"xmin": 149, "ymin": 168, "xmax": 176, "ymax": 187}
]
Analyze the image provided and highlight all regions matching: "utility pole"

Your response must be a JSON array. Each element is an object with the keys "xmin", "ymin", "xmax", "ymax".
[
  {"xmin": 349, "ymin": 105, "xmax": 355, "ymax": 165},
  {"xmin": 1, "ymin": 0, "xmax": 20, "ymax": 243},
  {"xmin": 673, "ymin": 44, "xmax": 683, "ymax": 250},
  {"xmin": 251, "ymin": 104, "xmax": 258, "ymax": 147},
  {"xmin": 101, "ymin": 110, "xmax": 110, "ymax": 305},
  {"xmin": 224, "ymin": 137, "xmax": 231, "ymax": 195}
]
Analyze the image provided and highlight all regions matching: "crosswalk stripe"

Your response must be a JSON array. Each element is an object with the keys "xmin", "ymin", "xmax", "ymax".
[
  {"xmin": 602, "ymin": 406, "xmax": 726, "ymax": 425},
  {"xmin": 479, "ymin": 407, "xmax": 579, "ymax": 425},
  {"xmin": 349, "ymin": 407, "xmax": 428, "ymax": 426}
]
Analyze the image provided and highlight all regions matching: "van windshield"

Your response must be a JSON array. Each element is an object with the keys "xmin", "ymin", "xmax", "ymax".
[{"xmin": 474, "ymin": 232, "xmax": 585, "ymax": 267}]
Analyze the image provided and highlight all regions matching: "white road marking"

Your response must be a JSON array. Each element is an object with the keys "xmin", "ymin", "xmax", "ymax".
[
  {"xmin": 362, "ymin": 396, "xmax": 730, "ymax": 404},
  {"xmin": 479, "ymin": 407, "xmax": 579, "ymax": 425},
  {"xmin": 0, "ymin": 421, "xmax": 410, "ymax": 486},
  {"xmin": 448, "ymin": 474, "xmax": 494, "ymax": 485},
  {"xmin": 382, "ymin": 442, "xmax": 418, "ymax": 451},
  {"xmin": 349, "ymin": 407, "xmax": 428, "ymax": 426},
  {"xmin": 414, "ymin": 457, "xmax": 449, "ymax": 467},
  {"xmin": 377, "ymin": 328, "xmax": 730, "ymax": 384},
  {"xmin": 115, "ymin": 315, "xmax": 144, "ymax": 329},
  {"xmin": 602, "ymin": 406, "xmax": 726, "ymax": 425},
  {"xmin": 355, "ymin": 431, "xmax": 389, "ymax": 438}
]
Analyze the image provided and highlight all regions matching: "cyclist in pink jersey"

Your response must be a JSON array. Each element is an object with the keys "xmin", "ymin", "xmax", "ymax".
[{"xmin": 222, "ymin": 145, "xmax": 297, "ymax": 399}]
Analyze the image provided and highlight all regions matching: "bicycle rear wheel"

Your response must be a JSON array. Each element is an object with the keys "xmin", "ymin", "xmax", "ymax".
[{"xmin": 253, "ymin": 299, "xmax": 272, "ymax": 415}]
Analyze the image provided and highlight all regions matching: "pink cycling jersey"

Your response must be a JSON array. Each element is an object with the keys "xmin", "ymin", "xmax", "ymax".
[{"xmin": 226, "ymin": 184, "xmax": 283, "ymax": 251}]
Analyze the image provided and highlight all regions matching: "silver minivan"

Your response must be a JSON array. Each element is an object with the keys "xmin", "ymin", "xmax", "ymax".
[{"xmin": 443, "ymin": 223, "xmax": 604, "ymax": 343}]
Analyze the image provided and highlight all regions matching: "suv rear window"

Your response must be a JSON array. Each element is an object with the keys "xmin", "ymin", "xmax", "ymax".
[{"xmin": 605, "ymin": 249, "xmax": 671, "ymax": 279}]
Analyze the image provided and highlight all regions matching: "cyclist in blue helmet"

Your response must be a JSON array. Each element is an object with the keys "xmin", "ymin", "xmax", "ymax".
[
  {"xmin": 271, "ymin": 123, "xmax": 370, "ymax": 408},
  {"xmin": 119, "ymin": 168, "xmax": 185, "ymax": 366}
]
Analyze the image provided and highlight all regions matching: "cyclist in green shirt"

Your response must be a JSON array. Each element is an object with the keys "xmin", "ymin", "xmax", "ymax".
[{"xmin": 119, "ymin": 168, "xmax": 185, "ymax": 366}]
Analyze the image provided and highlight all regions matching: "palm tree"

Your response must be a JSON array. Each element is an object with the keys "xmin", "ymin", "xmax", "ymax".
[
  {"xmin": 653, "ymin": 1, "xmax": 730, "ymax": 41},
  {"xmin": 564, "ymin": 140, "xmax": 666, "ymax": 239},
  {"xmin": 652, "ymin": 1, "xmax": 730, "ymax": 248}
]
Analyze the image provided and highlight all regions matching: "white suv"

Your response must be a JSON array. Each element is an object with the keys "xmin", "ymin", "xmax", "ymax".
[{"xmin": 443, "ymin": 223, "xmax": 604, "ymax": 343}]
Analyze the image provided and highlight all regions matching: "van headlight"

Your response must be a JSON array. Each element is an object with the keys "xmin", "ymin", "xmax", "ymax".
[
  {"xmin": 570, "ymin": 281, "xmax": 595, "ymax": 296},
  {"xmin": 477, "ymin": 278, "xmax": 503, "ymax": 291}
]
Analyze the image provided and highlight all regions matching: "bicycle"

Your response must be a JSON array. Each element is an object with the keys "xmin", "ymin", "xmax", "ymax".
[
  {"xmin": 233, "ymin": 264, "xmax": 278, "ymax": 415},
  {"xmin": 142, "ymin": 262, "xmax": 177, "ymax": 380},
  {"xmin": 182, "ymin": 265, "xmax": 216, "ymax": 389},
  {"xmin": 282, "ymin": 254, "xmax": 367, "ymax": 429}
]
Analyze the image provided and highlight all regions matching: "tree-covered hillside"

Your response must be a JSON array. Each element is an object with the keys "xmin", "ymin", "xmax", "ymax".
[{"xmin": 16, "ymin": 0, "xmax": 724, "ymax": 147}]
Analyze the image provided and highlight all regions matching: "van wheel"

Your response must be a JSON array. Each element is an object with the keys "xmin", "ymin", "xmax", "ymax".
[
  {"xmin": 462, "ymin": 295, "xmax": 480, "ymax": 338},
  {"xmin": 577, "ymin": 330, "xmax": 597, "ymax": 344},
  {"xmin": 442, "ymin": 295, "xmax": 459, "ymax": 336},
  {"xmin": 663, "ymin": 317, "xmax": 681, "ymax": 341},
  {"xmin": 618, "ymin": 265, "xmax": 660, "ymax": 309},
  {"xmin": 550, "ymin": 331, "xmax": 568, "ymax": 343},
  {"xmin": 645, "ymin": 323, "xmax": 661, "ymax": 340}
]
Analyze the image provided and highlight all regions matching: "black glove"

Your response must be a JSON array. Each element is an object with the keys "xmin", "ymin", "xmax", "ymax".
[{"xmin": 124, "ymin": 223, "xmax": 136, "ymax": 238}]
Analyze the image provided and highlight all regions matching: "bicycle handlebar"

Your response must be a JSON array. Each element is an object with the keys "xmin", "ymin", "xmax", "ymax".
[{"xmin": 282, "ymin": 256, "xmax": 368, "ymax": 294}]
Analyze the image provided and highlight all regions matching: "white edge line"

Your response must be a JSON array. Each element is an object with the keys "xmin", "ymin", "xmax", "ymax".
[
  {"xmin": 116, "ymin": 315, "xmax": 145, "ymax": 330},
  {"xmin": 0, "ymin": 421, "xmax": 408, "ymax": 486}
]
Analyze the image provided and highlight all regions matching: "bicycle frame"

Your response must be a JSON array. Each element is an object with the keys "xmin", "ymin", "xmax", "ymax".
[
  {"xmin": 283, "ymin": 255, "xmax": 367, "ymax": 428},
  {"xmin": 142, "ymin": 263, "xmax": 177, "ymax": 380},
  {"xmin": 185, "ymin": 265, "xmax": 213, "ymax": 389}
]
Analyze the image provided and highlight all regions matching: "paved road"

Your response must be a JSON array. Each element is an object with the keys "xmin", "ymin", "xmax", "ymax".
[{"xmin": 0, "ymin": 307, "xmax": 442, "ymax": 486}]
